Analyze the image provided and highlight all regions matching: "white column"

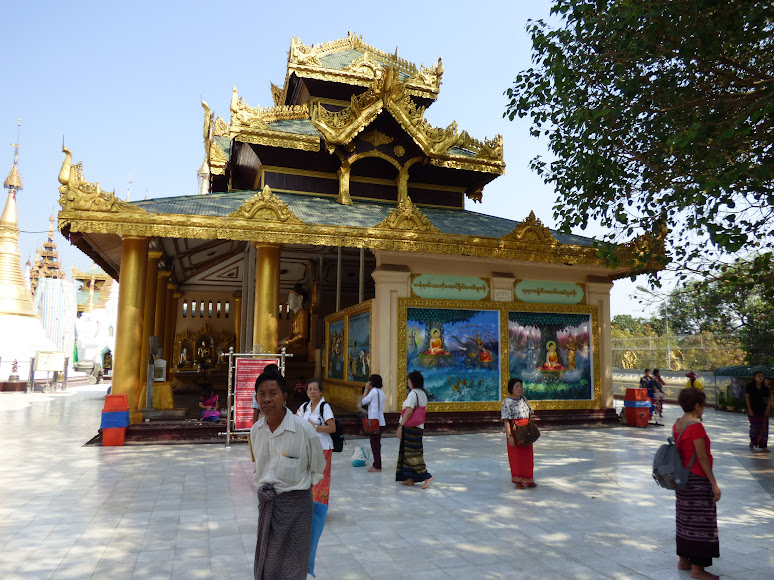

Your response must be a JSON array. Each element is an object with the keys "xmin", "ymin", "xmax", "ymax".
[{"xmin": 371, "ymin": 265, "xmax": 411, "ymax": 412}]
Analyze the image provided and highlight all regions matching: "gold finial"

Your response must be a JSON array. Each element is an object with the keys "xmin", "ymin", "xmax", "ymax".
[{"xmin": 4, "ymin": 119, "xmax": 23, "ymax": 191}]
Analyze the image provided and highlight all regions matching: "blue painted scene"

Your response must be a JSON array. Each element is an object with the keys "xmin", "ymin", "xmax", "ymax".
[
  {"xmin": 347, "ymin": 311, "xmax": 370, "ymax": 383},
  {"xmin": 508, "ymin": 311, "xmax": 593, "ymax": 400},
  {"xmin": 406, "ymin": 308, "xmax": 500, "ymax": 403},
  {"xmin": 327, "ymin": 318, "xmax": 345, "ymax": 380}
]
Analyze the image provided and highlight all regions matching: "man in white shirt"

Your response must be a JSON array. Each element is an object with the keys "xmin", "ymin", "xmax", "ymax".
[{"xmin": 250, "ymin": 370, "xmax": 324, "ymax": 580}]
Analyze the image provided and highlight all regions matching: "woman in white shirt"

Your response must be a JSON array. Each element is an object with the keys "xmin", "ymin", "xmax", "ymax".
[
  {"xmin": 396, "ymin": 370, "xmax": 433, "ymax": 489},
  {"xmin": 362, "ymin": 374, "xmax": 386, "ymax": 472},
  {"xmin": 296, "ymin": 378, "xmax": 335, "ymax": 504}
]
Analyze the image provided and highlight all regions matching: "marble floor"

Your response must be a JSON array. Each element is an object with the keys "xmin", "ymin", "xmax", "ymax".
[{"xmin": 0, "ymin": 385, "xmax": 772, "ymax": 580}]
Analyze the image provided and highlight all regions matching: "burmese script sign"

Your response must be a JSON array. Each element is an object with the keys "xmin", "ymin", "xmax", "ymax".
[
  {"xmin": 411, "ymin": 274, "xmax": 490, "ymax": 301},
  {"xmin": 514, "ymin": 280, "xmax": 584, "ymax": 305},
  {"xmin": 233, "ymin": 357, "xmax": 279, "ymax": 430}
]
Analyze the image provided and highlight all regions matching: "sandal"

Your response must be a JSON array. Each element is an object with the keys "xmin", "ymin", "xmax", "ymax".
[{"xmin": 514, "ymin": 482, "xmax": 525, "ymax": 489}]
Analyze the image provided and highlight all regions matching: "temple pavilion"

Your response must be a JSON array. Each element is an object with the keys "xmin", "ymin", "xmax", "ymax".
[{"xmin": 56, "ymin": 33, "xmax": 659, "ymax": 425}]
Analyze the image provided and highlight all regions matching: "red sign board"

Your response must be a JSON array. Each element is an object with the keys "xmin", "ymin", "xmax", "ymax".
[{"xmin": 233, "ymin": 358, "xmax": 280, "ymax": 430}]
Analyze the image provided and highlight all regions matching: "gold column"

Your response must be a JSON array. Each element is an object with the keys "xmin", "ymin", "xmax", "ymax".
[
  {"xmin": 113, "ymin": 235, "xmax": 149, "ymax": 423},
  {"xmin": 154, "ymin": 270, "xmax": 171, "ymax": 346},
  {"xmin": 139, "ymin": 251, "xmax": 163, "ymax": 406},
  {"xmin": 163, "ymin": 284, "xmax": 178, "ymax": 379},
  {"xmin": 252, "ymin": 243, "xmax": 281, "ymax": 353},
  {"xmin": 233, "ymin": 292, "xmax": 242, "ymax": 352}
]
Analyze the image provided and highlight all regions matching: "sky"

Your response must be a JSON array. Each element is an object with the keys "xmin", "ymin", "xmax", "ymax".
[{"xmin": 1, "ymin": 0, "xmax": 657, "ymax": 318}]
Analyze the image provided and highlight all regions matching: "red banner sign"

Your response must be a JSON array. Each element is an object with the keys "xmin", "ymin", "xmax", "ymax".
[{"xmin": 233, "ymin": 358, "xmax": 280, "ymax": 430}]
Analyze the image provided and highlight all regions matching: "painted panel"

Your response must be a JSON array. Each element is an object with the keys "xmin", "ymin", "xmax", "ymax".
[
  {"xmin": 326, "ymin": 318, "xmax": 346, "ymax": 380},
  {"xmin": 411, "ymin": 274, "xmax": 490, "ymax": 301},
  {"xmin": 514, "ymin": 280, "xmax": 584, "ymax": 304},
  {"xmin": 508, "ymin": 311, "xmax": 593, "ymax": 400},
  {"xmin": 347, "ymin": 311, "xmax": 371, "ymax": 383},
  {"xmin": 406, "ymin": 307, "xmax": 501, "ymax": 403}
]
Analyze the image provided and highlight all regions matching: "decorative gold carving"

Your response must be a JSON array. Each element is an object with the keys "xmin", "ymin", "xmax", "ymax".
[
  {"xmin": 342, "ymin": 52, "xmax": 380, "ymax": 79},
  {"xmin": 234, "ymin": 132, "xmax": 320, "ymax": 152},
  {"xmin": 397, "ymin": 297, "xmax": 602, "ymax": 412},
  {"xmin": 230, "ymin": 86, "xmax": 309, "ymax": 129},
  {"xmin": 373, "ymin": 200, "xmax": 440, "ymax": 233},
  {"xmin": 360, "ymin": 129, "xmax": 393, "ymax": 148},
  {"xmin": 212, "ymin": 116, "xmax": 229, "ymax": 137},
  {"xmin": 270, "ymin": 82, "xmax": 284, "ymax": 106},
  {"xmin": 456, "ymin": 131, "xmax": 504, "ymax": 160},
  {"xmin": 501, "ymin": 212, "xmax": 559, "ymax": 245},
  {"xmin": 57, "ymin": 148, "xmax": 146, "ymax": 214},
  {"xmin": 394, "ymin": 145, "xmax": 405, "ymax": 157},
  {"xmin": 227, "ymin": 185, "xmax": 304, "ymax": 223},
  {"xmin": 410, "ymin": 57, "xmax": 444, "ymax": 89}
]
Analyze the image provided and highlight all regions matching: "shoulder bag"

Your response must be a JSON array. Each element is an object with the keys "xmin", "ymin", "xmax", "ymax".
[{"xmin": 362, "ymin": 389, "xmax": 381, "ymax": 434}]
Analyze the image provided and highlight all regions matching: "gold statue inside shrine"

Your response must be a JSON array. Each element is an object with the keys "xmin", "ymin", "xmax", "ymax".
[{"xmin": 279, "ymin": 283, "xmax": 309, "ymax": 360}]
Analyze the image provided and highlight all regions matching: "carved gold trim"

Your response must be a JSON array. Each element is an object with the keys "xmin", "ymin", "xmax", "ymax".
[
  {"xmin": 288, "ymin": 33, "xmax": 442, "ymax": 96},
  {"xmin": 57, "ymin": 148, "xmax": 147, "ymax": 214},
  {"xmin": 501, "ymin": 212, "xmax": 559, "ymax": 245},
  {"xmin": 226, "ymin": 185, "xmax": 304, "ymax": 223},
  {"xmin": 234, "ymin": 132, "xmax": 320, "ymax": 152},
  {"xmin": 61, "ymin": 208, "xmax": 622, "ymax": 269},
  {"xmin": 374, "ymin": 201, "xmax": 440, "ymax": 233},
  {"xmin": 360, "ymin": 129, "xmax": 393, "ymax": 148},
  {"xmin": 397, "ymin": 298, "xmax": 602, "ymax": 412}
]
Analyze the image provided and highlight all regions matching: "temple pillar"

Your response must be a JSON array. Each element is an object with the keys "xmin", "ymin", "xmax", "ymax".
[
  {"xmin": 337, "ymin": 163, "xmax": 353, "ymax": 205},
  {"xmin": 252, "ymin": 243, "xmax": 281, "ymax": 354},
  {"xmin": 371, "ymin": 264, "xmax": 412, "ymax": 412},
  {"xmin": 113, "ymin": 235, "xmax": 149, "ymax": 423},
  {"xmin": 587, "ymin": 278, "xmax": 614, "ymax": 409},
  {"xmin": 154, "ymin": 270, "xmax": 171, "ymax": 351},
  {"xmin": 232, "ymin": 292, "xmax": 242, "ymax": 353},
  {"xmin": 139, "ymin": 251, "xmax": 162, "ymax": 405}
]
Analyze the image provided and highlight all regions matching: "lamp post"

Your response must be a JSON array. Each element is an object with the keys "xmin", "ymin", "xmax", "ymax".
[{"xmin": 636, "ymin": 286, "xmax": 671, "ymax": 370}]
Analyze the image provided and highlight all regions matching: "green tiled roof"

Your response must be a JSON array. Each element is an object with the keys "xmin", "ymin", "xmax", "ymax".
[
  {"xmin": 317, "ymin": 49, "xmax": 411, "ymax": 81},
  {"xmin": 132, "ymin": 191, "xmax": 595, "ymax": 247},
  {"xmin": 447, "ymin": 146, "xmax": 476, "ymax": 157},
  {"xmin": 267, "ymin": 119, "xmax": 321, "ymax": 136},
  {"xmin": 76, "ymin": 290, "xmax": 101, "ymax": 306},
  {"xmin": 214, "ymin": 136, "xmax": 231, "ymax": 155}
]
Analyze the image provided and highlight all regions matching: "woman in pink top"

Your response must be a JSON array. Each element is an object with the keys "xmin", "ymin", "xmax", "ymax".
[{"xmin": 672, "ymin": 388, "xmax": 721, "ymax": 580}]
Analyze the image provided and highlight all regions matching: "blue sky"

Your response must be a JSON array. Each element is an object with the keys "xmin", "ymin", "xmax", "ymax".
[{"xmin": 1, "ymin": 0, "xmax": 653, "ymax": 317}]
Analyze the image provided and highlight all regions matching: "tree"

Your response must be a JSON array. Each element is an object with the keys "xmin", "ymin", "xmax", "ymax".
[
  {"xmin": 611, "ymin": 314, "xmax": 646, "ymax": 336},
  {"xmin": 666, "ymin": 256, "xmax": 774, "ymax": 364},
  {"xmin": 506, "ymin": 0, "xmax": 774, "ymax": 281}
]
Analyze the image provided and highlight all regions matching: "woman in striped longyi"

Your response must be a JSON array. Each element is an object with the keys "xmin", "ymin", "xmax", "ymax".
[{"xmin": 673, "ymin": 388, "xmax": 721, "ymax": 580}]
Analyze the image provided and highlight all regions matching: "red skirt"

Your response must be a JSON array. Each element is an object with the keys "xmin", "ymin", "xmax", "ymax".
[
  {"xmin": 507, "ymin": 419, "xmax": 534, "ymax": 484},
  {"xmin": 313, "ymin": 449, "xmax": 332, "ymax": 505}
]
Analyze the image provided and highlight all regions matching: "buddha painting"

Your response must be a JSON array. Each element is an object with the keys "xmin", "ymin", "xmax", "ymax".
[
  {"xmin": 541, "ymin": 340, "xmax": 564, "ymax": 371},
  {"xmin": 426, "ymin": 329, "xmax": 449, "ymax": 355}
]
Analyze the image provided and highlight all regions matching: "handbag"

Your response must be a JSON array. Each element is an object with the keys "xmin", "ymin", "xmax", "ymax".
[
  {"xmin": 511, "ymin": 419, "xmax": 540, "ymax": 446},
  {"xmin": 402, "ymin": 390, "xmax": 426, "ymax": 428},
  {"xmin": 362, "ymin": 388, "xmax": 382, "ymax": 434}
]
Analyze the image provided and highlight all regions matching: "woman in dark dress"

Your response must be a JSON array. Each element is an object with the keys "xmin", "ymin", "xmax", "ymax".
[
  {"xmin": 673, "ymin": 388, "xmax": 721, "ymax": 580},
  {"xmin": 745, "ymin": 371, "xmax": 771, "ymax": 452}
]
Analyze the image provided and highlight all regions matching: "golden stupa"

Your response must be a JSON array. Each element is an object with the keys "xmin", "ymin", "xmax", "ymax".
[{"xmin": 0, "ymin": 137, "xmax": 38, "ymax": 318}]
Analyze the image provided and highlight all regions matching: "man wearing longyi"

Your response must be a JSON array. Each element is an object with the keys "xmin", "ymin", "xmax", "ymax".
[{"xmin": 250, "ymin": 369, "xmax": 325, "ymax": 580}]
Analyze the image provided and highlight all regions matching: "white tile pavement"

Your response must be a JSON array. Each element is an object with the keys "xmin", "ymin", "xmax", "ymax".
[{"xmin": 0, "ymin": 385, "xmax": 772, "ymax": 579}]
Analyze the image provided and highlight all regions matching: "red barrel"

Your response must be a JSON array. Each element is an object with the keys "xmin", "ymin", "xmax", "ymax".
[
  {"xmin": 101, "ymin": 394, "xmax": 130, "ymax": 446},
  {"xmin": 624, "ymin": 388, "xmax": 650, "ymax": 428}
]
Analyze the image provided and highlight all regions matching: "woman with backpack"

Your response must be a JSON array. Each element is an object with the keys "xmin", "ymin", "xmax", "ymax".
[
  {"xmin": 673, "ymin": 388, "xmax": 721, "ymax": 580},
  {"xmin": 297, "ymin": 378, "xmax": 335, "ymax": 505}
]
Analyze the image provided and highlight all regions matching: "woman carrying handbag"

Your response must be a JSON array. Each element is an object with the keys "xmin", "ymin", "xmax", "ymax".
[
  {"xmin": 361, "ymin": 374, "xmax": 386, "ymax": 472},
  {"xmin": 502, "ymin": 377, "xmax": 539, "ymax": 488}
]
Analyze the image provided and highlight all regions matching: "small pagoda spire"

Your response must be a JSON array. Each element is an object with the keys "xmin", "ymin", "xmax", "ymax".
[{"xmin": 0, "ymin": 120, "xmax": 38, "ymax": 318}]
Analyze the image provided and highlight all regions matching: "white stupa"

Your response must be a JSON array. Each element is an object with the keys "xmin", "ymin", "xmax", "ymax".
[{"xmin": 0, "ymin": 131, "xmax": 57, "ymax": 380}]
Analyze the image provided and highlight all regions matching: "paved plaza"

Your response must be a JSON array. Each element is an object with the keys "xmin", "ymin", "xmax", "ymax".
[{"xmin": 0, "ymin": 385, "xmax": 772, "ymax": 580}]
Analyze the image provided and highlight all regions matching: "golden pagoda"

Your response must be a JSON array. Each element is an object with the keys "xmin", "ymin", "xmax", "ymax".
[
  {"xmin": 56, "ymin": 34, "xmax": 662, "ymax": 424},
  {"xmin": 28, "ymin": 216, "xmax": 66, "ymax": 298}
]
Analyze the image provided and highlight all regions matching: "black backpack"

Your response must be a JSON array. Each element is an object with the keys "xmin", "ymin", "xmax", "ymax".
[
  {"xmin": 302, "ymin": 401, "xmax": 345, "ymax": 452},
  {"xmin": 653, "ymin": 423, "xmax": 696, "ymax": 490}
]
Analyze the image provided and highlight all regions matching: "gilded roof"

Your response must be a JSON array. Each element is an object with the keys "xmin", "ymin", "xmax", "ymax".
[{"xmin": 131, "ymin": 190, "xmax": 595, "ymax": 247}]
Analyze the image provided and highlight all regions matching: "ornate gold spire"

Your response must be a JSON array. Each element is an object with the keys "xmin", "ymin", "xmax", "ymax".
[{"xmin": 0, "ymin": 130, "xmax": 38, "ymax": 318}]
